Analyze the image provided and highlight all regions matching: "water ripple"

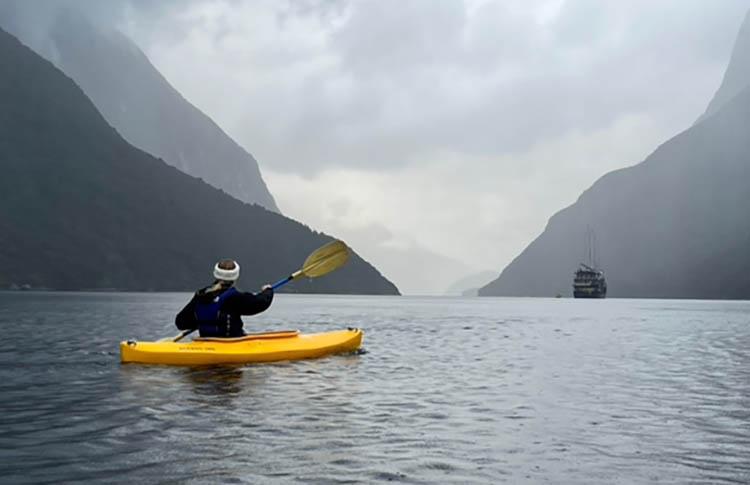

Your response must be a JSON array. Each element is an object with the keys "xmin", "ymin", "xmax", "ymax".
[{"xmin": 1, "ymin": 294, "xmax": 749, "ymax": 483}]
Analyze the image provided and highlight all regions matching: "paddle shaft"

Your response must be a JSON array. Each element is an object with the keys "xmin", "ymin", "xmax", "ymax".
[
  {"xmin": 271, "ymin": 270, "xmax": 303, "ymax": 290},
  {"xmin": 172, "ymin": 328, "xmax": 194, "ymax": 342}
]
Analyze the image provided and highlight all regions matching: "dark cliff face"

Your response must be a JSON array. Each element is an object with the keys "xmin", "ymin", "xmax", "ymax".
[
  {"xmin": 480, "ymin": 20, "xmax": 750, "ymax": 300},
  {"xmin": 1, "ymin": 6, "xmax": 279, "ymax": 213},
  {"xmin": 0, "ymin": 27, "xmax": 399, "ymax": 294}
]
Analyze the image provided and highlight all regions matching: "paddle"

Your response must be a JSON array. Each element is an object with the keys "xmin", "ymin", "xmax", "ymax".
[{"xmin": 167, "ymin": 240, "xmax": 350, "ymax": 343}]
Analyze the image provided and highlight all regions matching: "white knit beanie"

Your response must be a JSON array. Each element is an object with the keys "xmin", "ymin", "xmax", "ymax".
[{"xmin": 213, "ymin": 260, "xmax": 240, "ymax": 281}]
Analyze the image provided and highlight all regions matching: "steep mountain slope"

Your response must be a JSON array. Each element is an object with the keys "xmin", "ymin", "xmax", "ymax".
[
  {"xmin": 0, "ymin": 6, "xmax": 279, "ymax": 212},
  {"xmin": 0, "ymin": 27, "xmax": 398, "ymax": 294},
  {"xmin": 701, "ymin": 11, "xmax": 750, "ymax": 120},
  {"xmin": 480, "ymin": 80, "xmax": 750, "ymax": 299}
]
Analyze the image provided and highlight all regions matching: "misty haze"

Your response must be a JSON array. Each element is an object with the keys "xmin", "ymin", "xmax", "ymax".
[{"xmin": 1, "ymin": 1, "xmax": 749, "ymax": 483}]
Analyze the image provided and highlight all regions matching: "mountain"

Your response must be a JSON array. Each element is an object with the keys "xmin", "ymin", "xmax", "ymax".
[
  {"xmin": 0, "ymin": 5, "xmax": 279, "ymax": 212},
  {"xmin": 444, "ymin": 271, "xmax": 497, "ymax": 296},
  {"xmin": 480, "ymin": 18, "xmax": 750, "ymax": 299},
  {"xmin": 370, "ymin": 245, "xmax": 472, "ymax": 296},
  {"xmin": 701, "ymin": 11, "xmax": 750, "ymax": 121},
  {"xmin": 339, "ymin": 231, "xmax": 473, "ymax": 295},
  {"xmin": 0, "ymin": 27, "xmax": 398, "ymax": 294}
]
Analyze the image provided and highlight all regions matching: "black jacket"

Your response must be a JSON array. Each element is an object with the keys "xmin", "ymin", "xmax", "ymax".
[{"xmin": 175, "ymin": 284, "xmax": 274, "ymax": 337}]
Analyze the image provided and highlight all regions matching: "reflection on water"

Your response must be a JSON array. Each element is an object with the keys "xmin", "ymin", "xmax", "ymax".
[
  {"xmin": 182, "ymin": 366, "xmax": 246, "ymax": 397},
  {"xmin": 1, "ymin": 292, "xmax": 750, "ymax": 483}
]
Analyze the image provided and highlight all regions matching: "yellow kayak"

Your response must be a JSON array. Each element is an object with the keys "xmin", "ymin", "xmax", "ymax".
[{"xmin": 120, "ymin": 328, "xmax": 363, "ymax": 365}]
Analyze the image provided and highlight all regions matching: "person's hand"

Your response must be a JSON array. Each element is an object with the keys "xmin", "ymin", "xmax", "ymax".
[{"xmin": 262, "ymin": 284, "xmax": 272, "ymax": 291}]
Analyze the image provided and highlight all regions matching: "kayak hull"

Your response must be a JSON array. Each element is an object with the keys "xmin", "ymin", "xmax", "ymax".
[{"xmin": 120, "ymin": 328, "xmax": 363, "ymax": 366}]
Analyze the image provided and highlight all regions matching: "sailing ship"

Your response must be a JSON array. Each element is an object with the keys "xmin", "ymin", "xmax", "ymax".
[{"xmin": 573, "ymin": 227, "xmax": 607, "ymax": 298}]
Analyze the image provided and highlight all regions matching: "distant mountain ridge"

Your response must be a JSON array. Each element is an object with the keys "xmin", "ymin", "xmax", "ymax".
[
  {"xmin": 480, "ymin": 12, "xmax": 750, "ymax": 300},
  {"xmin": 0, "ymin": 26, "xmax": 398, "ymax": 294},
  {"xmin": 445, "ymin": 271, "xmax": 497, "ymax": 296},
  {"xmin": 0, "ymin": 5, "xmax": 279, "ymax": 212}
]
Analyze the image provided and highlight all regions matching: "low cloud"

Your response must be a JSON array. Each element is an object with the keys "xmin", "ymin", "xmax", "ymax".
[
  {"xmin": 130, "ymin": 0, "xmax": 745, "ymax": 174},
  {"xmin": 264, "ymin": 109, "xmax": 682, "ymax": 292}
]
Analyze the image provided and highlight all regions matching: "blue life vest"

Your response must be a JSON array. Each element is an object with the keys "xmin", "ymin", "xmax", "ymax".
[{"xmin": 195, "ymin": 287, "xmax": 238, "ymax": 324}]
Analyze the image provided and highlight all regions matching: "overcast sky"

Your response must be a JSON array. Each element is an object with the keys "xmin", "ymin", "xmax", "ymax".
[{"xmin": 12, "ymin": 0, "xmax": 749, "ymax": 294}]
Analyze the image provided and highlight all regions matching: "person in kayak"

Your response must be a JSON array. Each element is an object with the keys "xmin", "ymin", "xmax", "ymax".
[{"xmin": 175, "ymin": 259, "xmax": 273, "ymax": 338}]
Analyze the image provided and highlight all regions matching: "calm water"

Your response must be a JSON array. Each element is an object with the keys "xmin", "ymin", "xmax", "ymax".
[{"xmin": 0, "ymin": 293, "xmax": 749, "ymax": 484}]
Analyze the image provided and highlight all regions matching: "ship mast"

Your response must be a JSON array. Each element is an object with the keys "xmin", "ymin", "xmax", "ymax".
[
  {"xmin": 593, "ymin": 230, "xmax": 597, "ymax": 268},
  {"xmin": 585, "ymin": 225, "xmax": 599, "ymax": 269}
]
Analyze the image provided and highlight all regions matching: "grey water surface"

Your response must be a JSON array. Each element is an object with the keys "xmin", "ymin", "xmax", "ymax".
[{"xmin": 0, "ymin": 292, "xmax": 749, "ymax": 484}]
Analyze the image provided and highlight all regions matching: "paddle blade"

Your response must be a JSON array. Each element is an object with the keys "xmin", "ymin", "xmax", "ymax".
[{"xmin": 301, "ymin": 240, "xmax": 350, "ymax": 278}]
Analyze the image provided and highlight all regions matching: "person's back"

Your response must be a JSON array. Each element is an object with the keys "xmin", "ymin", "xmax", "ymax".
[{"xmin": 175, "ymin": 259, "xmax": 273, "ymax": 337}]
